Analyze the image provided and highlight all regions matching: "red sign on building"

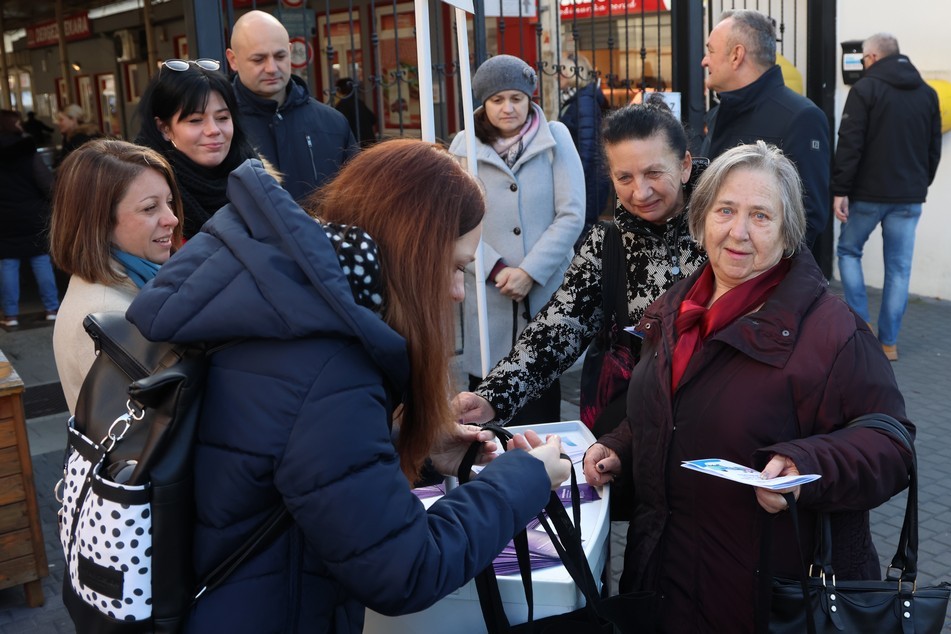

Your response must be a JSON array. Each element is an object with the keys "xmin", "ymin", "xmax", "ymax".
[
  {"xmin": 559, "ymin": 0, "xmax": 668, "ymax": 20},
  {"xmin": 27, "ymin": 13, "xmax": 92, "ymax": 49}
]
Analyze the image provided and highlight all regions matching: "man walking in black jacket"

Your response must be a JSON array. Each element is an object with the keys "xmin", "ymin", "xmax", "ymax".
[{"xmin": 832, "ymin": 33, "xmax": 941, "ymax": 361}]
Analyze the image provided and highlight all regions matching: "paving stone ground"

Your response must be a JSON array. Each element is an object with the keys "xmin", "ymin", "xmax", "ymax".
[{"xmin": 0, "ymin": 281, "xmax": 948, "ymax": 632}]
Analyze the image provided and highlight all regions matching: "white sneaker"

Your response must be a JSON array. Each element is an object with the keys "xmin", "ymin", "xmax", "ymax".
[
  {"xmin": 0, "ymin": 317, "xmax": 18, "ymax": 328},
  {"xmin": 45, "ymin": 311, "xmax": 58, "ymax": 321}
]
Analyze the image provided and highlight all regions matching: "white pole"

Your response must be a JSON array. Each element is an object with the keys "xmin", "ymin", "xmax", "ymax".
[
  {"xmin": 414, "ymin": 0, "xmax": 436, "ymax": 143},
  {"xmin": 454, "ymin": 7, "xmax": 492, "ymax": 378}
]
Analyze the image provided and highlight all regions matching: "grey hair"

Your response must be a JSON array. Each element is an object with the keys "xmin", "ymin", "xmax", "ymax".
[
  {"xmin": 562, "ymin": 52, "xmax": 595, "ymax": 86},
  {"xmin": 863, "ymin": 33, "xmax": 900, "ymax": 57},
  {"xmin": 688, "ymin": 141, "xmax": 805, "ymax": 257},
  {"xmin": 720, "ymin": 9, "xmax": 777, "ymax": 68}
]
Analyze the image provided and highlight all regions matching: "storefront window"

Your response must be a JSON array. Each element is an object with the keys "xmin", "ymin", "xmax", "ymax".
[{"xmin": 560, "ymin": 9, "xmax": 672, "ymax": 108}]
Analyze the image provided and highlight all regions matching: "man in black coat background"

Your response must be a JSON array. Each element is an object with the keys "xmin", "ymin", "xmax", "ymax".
[
  {"xmin": 832, "ymin": 33, "xmax": 941, "ymax": 362},
  {"xmin": 334, "ymin": 78, "xmax": 377, "ymax": 147}
]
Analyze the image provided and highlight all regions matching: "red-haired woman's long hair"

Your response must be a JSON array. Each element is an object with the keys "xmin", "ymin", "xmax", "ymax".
[{"xmin": 305, "ymin": 139, "xmax": 484, "ymax": 481}]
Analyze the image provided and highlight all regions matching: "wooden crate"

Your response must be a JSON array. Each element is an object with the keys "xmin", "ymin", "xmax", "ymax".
[{"xmin": 0, "ymin": 353, "xmax": 48, "ymax": 607}]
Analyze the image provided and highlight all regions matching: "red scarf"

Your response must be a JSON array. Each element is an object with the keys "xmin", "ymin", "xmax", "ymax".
[{"xmin": 670, "ymin": 258, "xmax": 791, "ymax": 392}]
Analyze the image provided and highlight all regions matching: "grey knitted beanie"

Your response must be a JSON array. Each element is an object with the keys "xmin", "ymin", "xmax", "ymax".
[{"xmin": 472, "ymin": 55, "xmax": 538, "ymax": 105}]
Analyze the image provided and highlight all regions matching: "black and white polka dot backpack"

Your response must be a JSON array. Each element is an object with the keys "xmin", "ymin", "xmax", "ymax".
[{"xmin": 56, "ymin": 312, "xmax": 289, "ymax": 633}]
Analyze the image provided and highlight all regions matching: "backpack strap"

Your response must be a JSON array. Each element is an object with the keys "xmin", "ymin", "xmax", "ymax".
[{"xmin": 194, "ymin": 505, "xmax": 293, "ymax": 601}]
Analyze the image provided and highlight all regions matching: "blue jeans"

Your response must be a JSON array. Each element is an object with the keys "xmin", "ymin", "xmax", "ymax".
[
  {"xmin": 836, "ymin": 201, "xmax": 921, "ymax": 346},
  {"xmin": 1, "ymin": 255, "xmax": 61, "ymax": 317}
]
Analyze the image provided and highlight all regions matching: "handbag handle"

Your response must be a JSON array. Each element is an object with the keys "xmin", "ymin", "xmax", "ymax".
[
  {"xmin": 458, "ymin": 424, "xmax": 534, "ymax": 633},
  {"xmin": 785, "ymin": 414, "xmax": 916, "ymax": 584},
  {"xmin": 844, "ymin": 414, "xmax": 917, "ymax": 583},
  {"xmin": 458, "ymin": 426, "xmax": 604, "ymax": 632},
  {"xmin": 798, "ymin": 414, "xmax": 916, "ymax": 584}
]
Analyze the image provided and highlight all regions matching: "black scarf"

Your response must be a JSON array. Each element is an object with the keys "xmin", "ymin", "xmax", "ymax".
[
  {"xmin": 164, "ymin": 147, "xmax": 254, "ymax": 239},
  {"xmin": 134, "ymin": 128, "xmax": 258, "ymax": 239}
]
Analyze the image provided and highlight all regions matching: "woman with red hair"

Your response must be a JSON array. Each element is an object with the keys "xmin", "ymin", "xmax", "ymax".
[{"xmin": 127, "ymin": 139, "xmax": 570, "ymax": 633}]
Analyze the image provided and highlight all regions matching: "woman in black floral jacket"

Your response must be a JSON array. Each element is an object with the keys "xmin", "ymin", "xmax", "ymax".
[{"xmin": 455, "ymin": 100, "xmax": 708, "ymax": 426}]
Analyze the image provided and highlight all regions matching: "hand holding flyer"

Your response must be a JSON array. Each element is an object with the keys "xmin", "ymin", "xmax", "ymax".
[{"xmin": 681, "ymin": 458, "xmax": 820, "ymax": 490}]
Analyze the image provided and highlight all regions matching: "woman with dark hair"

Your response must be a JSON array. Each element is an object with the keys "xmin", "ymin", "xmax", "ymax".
[
  {"xmin": 449, "ymin": 54, "xmax": 585, "ymax": 425},
  {"xmin": 0, "ymin": 109, "xmax": 59, "ymax": 328},
  {"xmin": 50, "ymin": 139, "xmax": 183, "ymax": 413},
  {"xmin": 456, "ymin": 101, "xmax": 707, "ymax": 434},
  {"xmin": 135, "ymin": 59, "xmax": 259, "ymax": 238},
  {"xmin": 125, "ymin": 139, "xmax": 570, "ymax": 632}
]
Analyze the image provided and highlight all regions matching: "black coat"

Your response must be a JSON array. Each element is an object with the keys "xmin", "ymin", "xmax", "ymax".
[
  {"xmin": 234, "ymin": 75, "xmax": 358, "ymax": 201},
  {"xmin": 832, "ymin": 54, "xmax": 941, "ymax": 203},
  {"xmin": 0, "ymin": 134, "xmax": 54, "ymax": 259},
  {"xmin": 701, "ymin": 65, "xmax": 831, "ymax": 247},
  {"xmin": 335, "ymin": 93, "xmax": 377, "ymax": 146}
]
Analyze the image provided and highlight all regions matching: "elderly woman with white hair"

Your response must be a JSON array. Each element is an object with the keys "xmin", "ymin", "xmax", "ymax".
[
  {"xmin": 449, "ymin": 54, "xmax": 584, "ymax": 425},
  {"xmin": 53, "ymin": 104, "xmax": 101, "ymax": 168},
  {"xmin": 584, "ymin": 141, "xmax": 913, "ymax": 631}
]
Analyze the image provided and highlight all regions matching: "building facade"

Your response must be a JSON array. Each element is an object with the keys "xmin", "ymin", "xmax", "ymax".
[{"xmin": 3, "ymin": 0, "xmax": 947, "ymax": 298}]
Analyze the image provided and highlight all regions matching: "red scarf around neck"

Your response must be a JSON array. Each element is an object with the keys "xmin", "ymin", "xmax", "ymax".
[{"xmin": 670, "ymin": 258, "xmax": 791, "ymax": 392}]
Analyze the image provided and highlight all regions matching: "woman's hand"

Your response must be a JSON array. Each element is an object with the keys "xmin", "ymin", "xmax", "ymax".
[
  {"xmin": 452, "ymin": 392, "xmax": 496, "ymax": 425},
  {"xmin": 756, "ymin": 453, "xmax": 801, "ymax": 514},
  {"xmin": 429, "ymin": 423, "xmax": 499, "ymax": 477},
  {"xmin": 495, "ymin": 267, "xmax": 534, "ymax": 302},
  {"xmin": 513, "ymin": 430, "xmax": 571, "ymax": 490},
  {"xmin": 583, "ymin": 442, "xmax": 621, "ymax": 487}
]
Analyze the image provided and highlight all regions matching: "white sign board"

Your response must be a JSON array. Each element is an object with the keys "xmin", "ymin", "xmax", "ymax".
[
  {"xmin": 656, "ymin": 91, "xmax": 681, "ymax": 120},
  {"xmin": 484, "ymin": 0, "xmax": 538, "ymax": 18},
  {"xmin": 442, "ymin": 0, "xmax": 474, "ymax": 10}
]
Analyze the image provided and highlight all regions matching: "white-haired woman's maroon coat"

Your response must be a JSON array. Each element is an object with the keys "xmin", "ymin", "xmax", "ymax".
[{"xmin": 598, "ymin": 250, "xmax": 913, "ymax": 633}]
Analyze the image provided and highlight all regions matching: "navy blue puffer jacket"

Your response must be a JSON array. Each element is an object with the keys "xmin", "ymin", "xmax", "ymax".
[
  {"xmin": 234, "ymin": 75, "xmax": 358, "ymax": 202},
  {"xmin": 559, "ymin": 83, "xmax": 612, "ymax": 225},
  {"xmin": 126, "ymin": 160, "xmax": 551, "ymax": 633}
]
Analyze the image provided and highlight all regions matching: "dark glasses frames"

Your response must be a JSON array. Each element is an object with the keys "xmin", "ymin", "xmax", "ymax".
[{"xmin": 162, "ymin": 58, "xmax": 221, "ymax": 72}]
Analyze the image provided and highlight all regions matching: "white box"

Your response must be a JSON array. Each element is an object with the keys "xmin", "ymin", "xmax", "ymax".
[{"xmin": 364, "ymin": 421, "xmax": 610, "ymax": 633}]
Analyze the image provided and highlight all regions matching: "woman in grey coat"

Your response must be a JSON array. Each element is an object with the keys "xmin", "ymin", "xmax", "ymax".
[{"xmin": 449, "ymin": 55, "xmax": 585, "ymax": 424}]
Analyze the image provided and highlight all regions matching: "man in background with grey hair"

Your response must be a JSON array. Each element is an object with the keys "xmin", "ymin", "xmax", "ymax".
[
  {"xmin": 832, "ymin": 33, "xmax": 941, "ymax": 362},
  {"xmin": 700, "ymin": 9, "xmax": 830, "ymax": 248}
]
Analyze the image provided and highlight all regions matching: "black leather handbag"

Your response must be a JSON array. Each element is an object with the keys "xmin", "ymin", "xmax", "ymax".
[{"xmin": 766, "ymin": 414, "xmax": 951, "ymax": 634}]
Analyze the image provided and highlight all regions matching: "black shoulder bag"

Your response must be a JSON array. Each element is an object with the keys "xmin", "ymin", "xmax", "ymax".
[
  {"xmin": 579, "ymin": 222, "xmax": 637, "ymax": 438},
  {"xmin": 459, "ymin": 425, "xmax": 656, "ymax": 633},
  {"xmin": 577, "ymin": 222, "xmax": 638, "ymax": 520},
  {"xmin": 58, "ymin": 312, "xmax": 290, "ymax": 633},
  {"xmin": 763, "ymin": 414, "xmax": 950, "ymax": 634}
]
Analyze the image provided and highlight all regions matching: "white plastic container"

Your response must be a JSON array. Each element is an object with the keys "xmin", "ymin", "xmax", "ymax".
[{"xmin": 364, "ymin": 420, "xmax": 610, "ymax": 633}]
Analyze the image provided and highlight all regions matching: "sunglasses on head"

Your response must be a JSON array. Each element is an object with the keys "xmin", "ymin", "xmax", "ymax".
[{"xmin": 162, "ymin": 58, "xmax": 221, "ymax": 72}]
